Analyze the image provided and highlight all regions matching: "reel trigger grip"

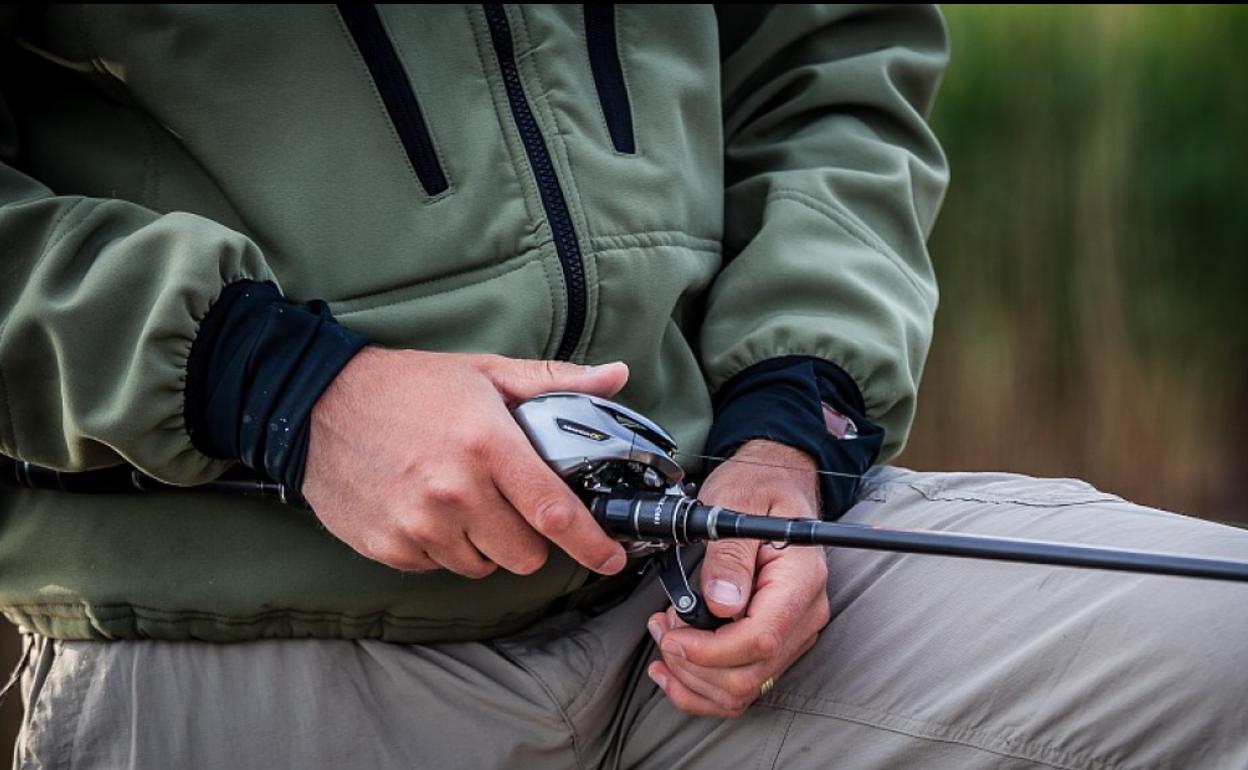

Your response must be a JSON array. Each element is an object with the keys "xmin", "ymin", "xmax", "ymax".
[{"xmin": 653, "ymin": 545, "xmax": 728, "ymax": 631}]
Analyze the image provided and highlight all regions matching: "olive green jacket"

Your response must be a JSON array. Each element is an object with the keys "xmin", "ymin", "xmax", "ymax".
[{"xmin": 0, "ymin": 5, "xmax": 948, "ymax": 641}]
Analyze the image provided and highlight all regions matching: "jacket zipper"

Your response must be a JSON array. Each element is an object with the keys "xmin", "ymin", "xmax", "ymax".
[
  {"xmin": 338, "ymin": 4, "xmax": 449, "ymax": 196},
  {"xmin": 583, "ymin": 5, "xmax": 635, "ymax": 154},
  {"xmin": 483, "ymin": 4, "xmax": 587, "ymax": 361}
]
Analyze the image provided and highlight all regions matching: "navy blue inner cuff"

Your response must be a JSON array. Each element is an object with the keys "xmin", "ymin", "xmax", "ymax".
[
  {"xmin": 705, "ymin": 356, "xmax": 884, "ymax": 519},
  {"xmin": 184, "ymin": 280, "xmax": 368, "ymax": 504}
]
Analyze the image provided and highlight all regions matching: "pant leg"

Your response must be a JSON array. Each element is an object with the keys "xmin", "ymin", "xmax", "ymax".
[
  {"xmin": 12, "ymin": 617, "xmax": 629, "ymax": 770},
  {"xmin": 14, "ymin": 469, "xmax": 1248, "ymax": 770},
  {"xmin": 9, "ymin": 573, "xmax": 667, "ymax": 770},
  {"xmin": 616, "ymin": 468, "xmax": 1248, "ymax": 770}
]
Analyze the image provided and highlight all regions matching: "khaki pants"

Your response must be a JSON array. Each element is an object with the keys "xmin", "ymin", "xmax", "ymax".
[{"xmin": 13, "ymin": 469, "xmax": 1248, "ymax": 769}]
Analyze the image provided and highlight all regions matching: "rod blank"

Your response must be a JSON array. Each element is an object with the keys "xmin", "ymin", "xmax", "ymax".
[
  {"xmin": 592, "ymin": 492, "xmax": 1248, "ymax": 584},
  {"xmin": 718, "ymin": 508, "xmax": 1248, "ymax": 583}
]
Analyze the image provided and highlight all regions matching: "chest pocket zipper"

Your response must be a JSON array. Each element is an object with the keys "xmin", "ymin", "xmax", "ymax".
[
  {"xmin": 584, "ymin": 4, "xmax": 636, "ymax": 155},
  {"xmin": 338, "ymin": 4, "xmax": 450, "ymax": 196}
]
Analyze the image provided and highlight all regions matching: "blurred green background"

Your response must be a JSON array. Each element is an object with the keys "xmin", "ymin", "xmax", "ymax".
[
  {"xmin": 4, "ymin": 3, "xmax": 1247, "ymax": 756},
  {"xmin": 896, "ymin": 4, "xmax": 1248, "ymax": 525}
]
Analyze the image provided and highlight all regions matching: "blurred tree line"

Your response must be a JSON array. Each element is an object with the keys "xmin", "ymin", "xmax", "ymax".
[{"xmin": 898, "ymin": 5, "xmax": 1248, "ymax": 524}]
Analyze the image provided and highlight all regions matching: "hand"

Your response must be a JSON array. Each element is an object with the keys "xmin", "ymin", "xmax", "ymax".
[
  {"xmin": 646, "ymin": 440, "xmax": 831, "ymax": 718},
  {"xmin": 302, "ymin": 347, "xmax": 630, "ymax": 578}
]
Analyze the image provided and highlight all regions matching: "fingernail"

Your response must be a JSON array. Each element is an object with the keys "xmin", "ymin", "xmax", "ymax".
[
  {"xmin": 586, "ymin": 361, "xmax": 625, "ymax": 374},
  {"xmin": 648, "ymin": 667, "xmax": 667, "ymax": 690},
  {"xmin": 599, "ymin": 551, "xmax": 627, "ymax": 575},
  {"xmin": 661, "ymin": 638, "xmax": 685, "ymax": 659},
  {"xmin": 647, "ymin": 620, "xmax": 664, "ymax": 645},
  {"xmin": 708, "ymin": 579, "xmax": 743, "ymax": 606}
]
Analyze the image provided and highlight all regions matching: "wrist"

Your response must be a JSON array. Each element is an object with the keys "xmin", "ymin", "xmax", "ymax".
[
  {"xmin": 705, "ymin": 356, "xmax": 884, "ymax": 519},
  {"xmin": 729, "ymin": 439, "xmax": 820, "ymax": 518},
  {"xmin": 184, "ymin": 280, "xmax": 368, "ymax": 500},
  {"xmin": 732, "ymin": 438, "xmax": 816, "ymax": 471}
]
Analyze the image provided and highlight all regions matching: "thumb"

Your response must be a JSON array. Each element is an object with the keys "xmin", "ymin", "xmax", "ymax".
[
  {"xmin": 700, "ymin": 539, "xmax": 758, "ymax": 619},
  {"xmin": 485, "ymin": 358, "xmax": 629, "ymax": 404}
]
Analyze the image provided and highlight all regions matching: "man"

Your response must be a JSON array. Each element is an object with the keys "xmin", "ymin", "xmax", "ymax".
[{"xmin": 2, "ymin": 5, "xmax": 1245, "ymax": 768}]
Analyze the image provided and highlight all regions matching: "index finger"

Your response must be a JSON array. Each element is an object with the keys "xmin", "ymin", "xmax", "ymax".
[
  {"xmin": 489, "ymin": 427, "xmax": 626, "ymax": 575},
  {"xmin": 662, "ymin": 567, "xmax": 811, "ymax": 667},
  {"xmin": 661, "ymin": 614, "xmax": 784, "ymax": 669}
]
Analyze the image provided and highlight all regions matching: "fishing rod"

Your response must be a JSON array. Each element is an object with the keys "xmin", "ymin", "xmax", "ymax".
[
  {"xmin": 512, "ymin": 394, "xmax": 1248, "ymax": 628},
  {"xmin": 5, "ymin": 392, "xmax": 1247, "ymax": 629},
  {"xmin": 2, "ymin": 459, "xmax": 289, "ymax": 500}
]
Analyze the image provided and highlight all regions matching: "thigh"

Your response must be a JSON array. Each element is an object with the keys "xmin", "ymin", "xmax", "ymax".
[
  {"xmin": 619, "ymin": 468, "xmax": 1248, "ymax": 770},
  {"xmin": 14, "ymin": 631, "xmax": 591, "ymax": 770}
]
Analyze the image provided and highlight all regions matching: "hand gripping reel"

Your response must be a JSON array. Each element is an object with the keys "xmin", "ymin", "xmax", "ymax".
[{"xmin": 513, "ymin": 392, "xmax": 726, "ymax": 629}]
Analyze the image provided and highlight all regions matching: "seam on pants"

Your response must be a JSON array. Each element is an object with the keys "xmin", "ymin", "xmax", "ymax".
[
  {"xmin": 566, "ymin": 629, "xmax": 614, "ymax": 719},
  {"xmin": 858, "ymin": 469, "xmax": 1134, "ymax": 510},
  {"xmin": 26, "ymin": 642, "xmax": 87, "ymax": 770},
  {"xmin": 895, "ymin": 484, "xmax": 1193, "ymax": 524},
  {"xmin": 763, "ymin": 709, "xmax": 796, "ymax": 770},
  {"xmin": 14, "ymin": 635, "xmax": 54, "ymax": 768},
  {"xmin": 0, "ymin": 635, "xmax": 32, "ymax": 704},
  {"xmin": 60, "ymin": 645, "xmax": 88, "ymax": 770},
  {"xmin": 759, "ymin": 697, "xmax": 1125, "ymax": 770},
  {"xmin": 883, "ymin": 470, "xmax": 1127, "ymax": 508},
  {"xmin": 898, "ymin": 481, "xmax": 1122, "ymax": 509},
  {"xmin": 488, "ymin": 640, "xmax": 588, "ymax": 770}
]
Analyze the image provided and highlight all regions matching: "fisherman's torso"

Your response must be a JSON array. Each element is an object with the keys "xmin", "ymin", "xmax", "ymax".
[{"xmin": 2, "ymin": 4, "xmax": 727, "ymax": 642}]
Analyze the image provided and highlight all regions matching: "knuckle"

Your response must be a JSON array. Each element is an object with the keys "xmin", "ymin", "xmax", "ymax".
[
  {"xmin": 710, "ymin": 541, "xmax": 756, "ymax": 575},
  {"xmin": 785, "ymin": 593, "xmax": 812, "ymax": 624},
  {"xmin": 698, "ymin": 693, "xmax": 742, "ymax": 719},
  {"xmin": 539, "ymin": 359, "xmax": 563, "ymax": 382},
  {"xmin": 815, "ymin": 598, "xmax": 832, "ymax": 628},
  {"xmin": 531, "ymin": 496, "xmax": 574, "ymax": 535},
  {"xmin": 754, "ymin": 629, "xmax": 783, "ymax": 659},
  {"xmin": 508, "ymin": 546, "xmax": 549, "ymax": 576},
  {"xmin": 476, "ymin": 353, "xmax": 505, "ymax": 370},
  {"xmin": 461, "ymin": 430, "xmax": 493, "ymax": 460},
  {"xmin": 668, "ymin": 690, "xmax": 701, "ymax": 716},
  {"xmin": 463, "ymin": 353, "xmax": 503, "ymax": 380},
  {"xmin": 400, "ymin": 518, "xmax": 440, "ymax": 546},
  {"xmin": 807, "ymin": 552, "xmax": 830, "ymax": 582},
  {"xmin": 369, "ymin": 541, "xmax": 423, "ymax": 571},
  {"xmin": 456, "ymin": 559, "xmax": 497, "ymax": 579},
  {"xmin": 422, "ymin": 480, "xmax": 471, "ymax": 510},
  {"xmin": 723, "ymin": 672, "xmax": 756, "ymax": 701},
  {"xmin": 721, "ymin": 691, "xmax": 753, "ymax": 715}
]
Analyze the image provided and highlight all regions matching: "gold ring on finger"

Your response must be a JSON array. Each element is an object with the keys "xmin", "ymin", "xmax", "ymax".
[{"xmin": 759, "ymin": 676, "xmax": 775, "ymax": 697}]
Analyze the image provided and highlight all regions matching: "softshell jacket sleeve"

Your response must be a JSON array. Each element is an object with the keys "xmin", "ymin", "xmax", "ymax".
[
  {"xmin": 703, "ymin": 4, "xmax": 949, "ymax": 460},
  {"xmin": 0, "ymin": 15, "xmax": 276, "ymax": 482}
]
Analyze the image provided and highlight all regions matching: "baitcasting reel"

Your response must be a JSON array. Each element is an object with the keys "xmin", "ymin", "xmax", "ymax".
[{"xmin": 513, "ymin": 392, "xmax": 727, "ymax": 629}]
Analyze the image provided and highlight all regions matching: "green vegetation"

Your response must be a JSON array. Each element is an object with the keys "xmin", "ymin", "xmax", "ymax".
[{"xmin": 900, "ymin": 5, "xmax": 1248, "ymax": 522}]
